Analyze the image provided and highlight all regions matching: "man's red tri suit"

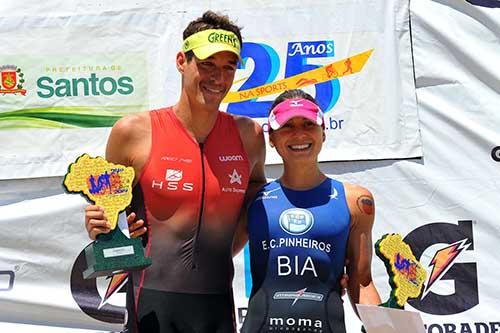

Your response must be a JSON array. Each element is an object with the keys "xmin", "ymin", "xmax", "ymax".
[{"xmin": 126, "ymin": 107, "xmax": 249, "ymax": 333}]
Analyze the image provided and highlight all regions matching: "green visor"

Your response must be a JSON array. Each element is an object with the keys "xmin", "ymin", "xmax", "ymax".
[{"xmin": 182, "ymin": 29, "xmax": 242, "ymax": 63}]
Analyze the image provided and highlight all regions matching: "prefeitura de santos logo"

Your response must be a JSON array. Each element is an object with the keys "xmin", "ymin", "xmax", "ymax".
[{"xmin": 0, "ymin": 65, "xmax": 26, "ymax": 96}]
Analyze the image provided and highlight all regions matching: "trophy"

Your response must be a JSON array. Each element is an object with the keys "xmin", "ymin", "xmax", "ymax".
[
  {"xmin": 375, "ymin": 233, "xmax": 427, "ymax": 308},
  {"xmin": 64, "ymin": 153, "xmax": 152, "ymax": 279},
  {"xmin": 360, "ymin": 234, "xmax": 428, "ymax": 333}
]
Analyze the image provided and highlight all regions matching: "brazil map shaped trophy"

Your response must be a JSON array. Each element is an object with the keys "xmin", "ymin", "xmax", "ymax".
[
  {"xmin": 361, "ymin": 233, "xmax": 427, "ymax": 332},
  {"xmin": 64, "ymin": 153, "xmax": 152, "ymax": 279},
  {"xmin": 375, "ymin": 233, "xmax": 427, "ymax": 309}
]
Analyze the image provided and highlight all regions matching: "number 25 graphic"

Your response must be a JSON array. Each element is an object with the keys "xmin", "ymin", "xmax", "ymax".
[{"xmin": 227, "ymin": 41, "xmax": 341, "ymax": 118}]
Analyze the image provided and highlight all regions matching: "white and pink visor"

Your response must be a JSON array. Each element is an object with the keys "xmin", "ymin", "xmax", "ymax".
[{"xmin": 268, "ymin": 98, "xmax": 324, "ymax": 130}]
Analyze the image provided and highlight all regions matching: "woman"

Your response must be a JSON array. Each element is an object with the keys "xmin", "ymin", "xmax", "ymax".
[{"xmin": 242, "ymin": 89, "xmax": 381, "ymax": 333}]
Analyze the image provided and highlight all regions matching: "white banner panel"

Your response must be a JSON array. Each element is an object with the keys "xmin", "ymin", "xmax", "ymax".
[
  {"xmin": 0, "ymin": 193, "xmax": 127, "ymax": 331},
  {"xmin": 223, "ymin": 0, "xmax": 421, "ymax": 164},
  {"xmin": 0, "ymin": 10, "xmax": 170, "ymax": 180},
  {"xmin": 4, "ymin": 0, "xmax": 500, "ymax": 332},
  {"xmin": 0, "ymin": 0, "xmax": 422, "ymax": 180},
  {"xmin": 404, "ymin": 0, "xmax": 500, "ymax": 331}
]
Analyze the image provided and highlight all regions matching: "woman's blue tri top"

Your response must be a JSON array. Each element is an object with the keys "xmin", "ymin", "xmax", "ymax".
[{"xmin": 243, "ymin": 178, "xmax": 350, "ymax": 333}]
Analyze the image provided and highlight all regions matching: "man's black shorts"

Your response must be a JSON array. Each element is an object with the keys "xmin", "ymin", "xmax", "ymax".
[{"xmin": 125, "ymin": 287, "xmax": 236, "ymax": 333}]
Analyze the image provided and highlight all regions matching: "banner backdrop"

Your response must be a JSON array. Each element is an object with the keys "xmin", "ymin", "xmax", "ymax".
[
  {"xmin": 405, "ymin": 0, "xmax": 500, "ymax": 331},
  {"xmin": 1, "ymin": 1, "xmax": 500, "ymax": 333},
  {"xmin": 0, "ymin": 192, "xmax": 126, "ymax": 332},
  {"xmin": 0, "ymin": 10, "xmax": 164, "ymax": 179},
  {"xmin": 0, "ymin": 0, "xmax": 421, "ymax": 180}
]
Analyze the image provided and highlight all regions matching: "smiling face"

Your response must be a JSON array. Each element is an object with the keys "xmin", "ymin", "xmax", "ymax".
[
  {"xmin": 178, "ymin": 50, "xmax": 238, "ymax": 111},
  {"xmin": 269, "ymin": 116, "xmax": 325, "ymax": 165}
]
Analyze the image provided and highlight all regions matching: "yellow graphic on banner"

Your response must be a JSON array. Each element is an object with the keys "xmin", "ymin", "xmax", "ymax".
[{"xmin": 223, "ymin": 49, "xmax": 373, "ymax": 104}]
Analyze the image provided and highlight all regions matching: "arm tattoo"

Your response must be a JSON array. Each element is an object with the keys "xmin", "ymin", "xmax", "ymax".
[{"xmin": 357, "ymin": 195, "xmax": 374, "ymax": 215}]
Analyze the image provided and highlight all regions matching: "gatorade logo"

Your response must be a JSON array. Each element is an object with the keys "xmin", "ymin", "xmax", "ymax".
[
  {"xmin": 70, "ymin": 247, "xmax": 126, "ymax": 324},
  {"xmin": 0, "ymin": 271, "xmax": 15, "ymax": 291},
  {"xmin": 491, "ymin": 146, "xmax": 500, "ymax": 162},
  {"xmin": 404, "ymin": 220, "xmax": 478, "ymax": 315},
  {"xmin": 465, "ymin": 0, "xmax": 500, "ymax": 8}
]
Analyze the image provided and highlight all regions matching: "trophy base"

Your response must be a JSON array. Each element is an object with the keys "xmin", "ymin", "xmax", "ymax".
[{"xmin": 83, "ymin": 228, "xmax": 152, "ymax": 279}]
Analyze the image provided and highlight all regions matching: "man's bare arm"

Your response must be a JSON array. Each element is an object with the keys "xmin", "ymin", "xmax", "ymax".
[
  {"xmin": 105, "ymin": 113, "xmax": 151, "ymax": 180},
  {"xmin": 232, "ymin": 116, "xmax": 267, "ymax": 256},
  {"xmin": 85, "ymin": 113, "xmax": 151, "ymax": 240}
]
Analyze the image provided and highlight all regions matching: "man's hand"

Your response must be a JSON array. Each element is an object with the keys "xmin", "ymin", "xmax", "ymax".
[
  {"xmin": 340, "ymin": 272, "xmax": 349, "ymax": 297},
  {"xmin": 85, "ymin": 205, "xmax": 146, "ymax": 240},
  {"xmin": 127, "ymin": 211, "xmax": 147, "ymax": 238},
  {"xmin": 85, "ymin": 205, "xmax": 112, "ymax": 240},
  {"xmin": 340, "ymin": 258, "xmax": 350, "ymax": 297}
]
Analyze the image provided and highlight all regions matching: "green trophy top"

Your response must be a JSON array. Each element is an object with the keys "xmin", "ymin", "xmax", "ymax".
[
  {"xmin": 375, "ymin": 233, "xmax": 427, "ymax": 308},
  {"xmin": 63, "ymin": 153, "xmax": 135, "ymax": 229}
]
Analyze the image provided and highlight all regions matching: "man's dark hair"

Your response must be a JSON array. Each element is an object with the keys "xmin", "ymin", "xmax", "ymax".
[{"xmin": 183, "ymin": 11, "xmax": 243, "ymax": 61}]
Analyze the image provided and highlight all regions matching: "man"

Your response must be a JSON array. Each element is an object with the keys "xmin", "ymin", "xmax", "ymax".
[{"xmin": 85, "ymin": 11, "xmax": 266, "ymax": 333}]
